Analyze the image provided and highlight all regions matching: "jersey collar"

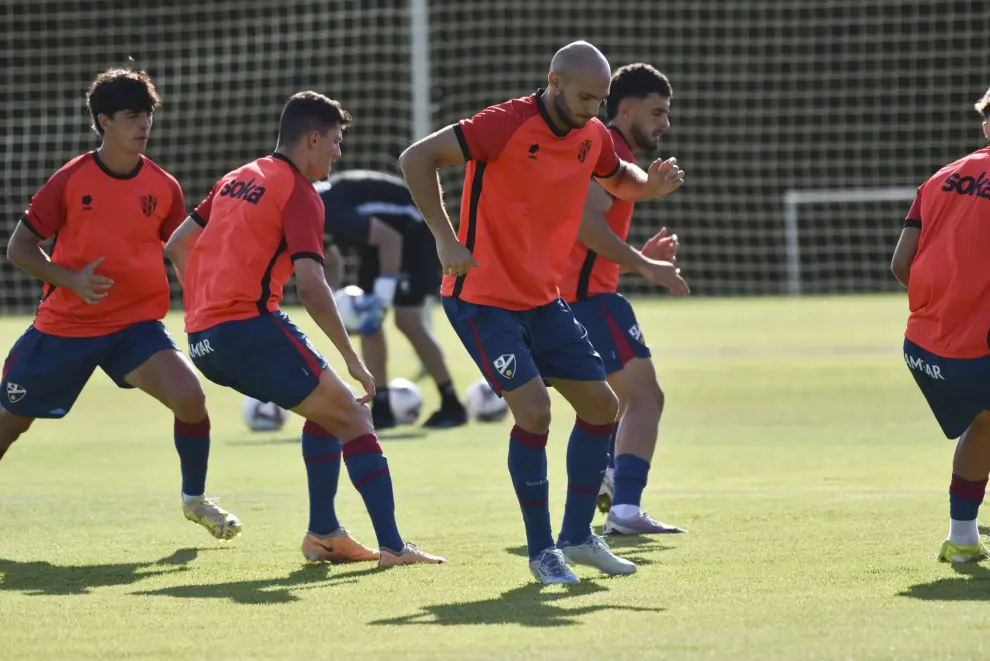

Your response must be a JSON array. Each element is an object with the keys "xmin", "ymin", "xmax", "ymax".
[
  {"xmin": 608, "ymin": 125, "xmax": 635, "ymax": 152},
  {"xmin": 91, "ymin": 150, "xmax": 143, "ymax": 180},
  {"xmin": 272, "ymin": 152, "xmax": 304, "ymax": 175},
  {"xmin": 534, "ymin": 89, "xmax": 571, "ymax": 138}
]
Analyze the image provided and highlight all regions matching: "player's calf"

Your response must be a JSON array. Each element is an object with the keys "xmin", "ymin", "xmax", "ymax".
[
  {"xmin": 0, "ymin": 410, "xmax": 33, "ymax": 462},
  {"xmin": 943, "ymin": 411, "xmax": 990, "ymax": 561}
]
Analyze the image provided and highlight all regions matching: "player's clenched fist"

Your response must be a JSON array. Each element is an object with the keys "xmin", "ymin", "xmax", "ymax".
[
  {"xmin": 646, "ymin": 157, "xmax": 686, "ymax": 198},
  {"xmin": 70, "ymin": 257, "xmax": 114, "ymax": 305},
  {"xmin": 642, "ymin": 227, "xmax": 679, "ymax": 263},
  {"xmin": 437, "ymin": 238, "xmax": 479, "ymax": 277},
  {"xmin": 634, "ymin": 258, "xmax": 690, "ymax": 296}
]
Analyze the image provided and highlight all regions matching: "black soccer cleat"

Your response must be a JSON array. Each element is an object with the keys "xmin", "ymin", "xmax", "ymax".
[{"xmin": 422, "ymin": 403, "xmax": 468, "ymax": 429}]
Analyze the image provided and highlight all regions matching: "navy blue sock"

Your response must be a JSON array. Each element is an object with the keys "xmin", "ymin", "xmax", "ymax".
[
  {"xmin": 174, "ymin": 416, "xmax": 210, "ymax": 497},
  {"xmin": 613, "ymin": 454, "xmax": 650, "ymax": 508},
  {"xmin": 607, "ymin": 424, "xmax": 617, "ymax": 470},
  {"xmin": 302, "ymin": 421, "xmax": 342, "ymax": 536},
  {"xmin": 558, "ymin": 418, "xmax": 613, "ymax": 547},
  {"xmin": 508, "ymin": 425, "xmax": 553, "ymax": 559},
  {"xmin": 343, "ymin": 434, "xmax": 404, "ymax": 552},
  {"xmin": 950, "ymin": 473, "xmax": 987, "ymax": 521}
]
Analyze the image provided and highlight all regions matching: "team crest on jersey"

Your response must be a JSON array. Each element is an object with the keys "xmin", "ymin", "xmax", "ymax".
[
  {"xmin": 628, "ymin": 324, "xmax": 645, "ymax": 344},
  {"xmin": 493, "ymin": 354, "xmax": 516, "ymax": 379},
  {"xmin": 6, "ymin": 382, "xmax": 26, "ymax": 403},
  {"xmin": 577, "ymin": 139, "xmax": 592, "ymax": 163},
  {"xmin": 141, "ymin": 195, "xmax": 158, "ymax": 217}
]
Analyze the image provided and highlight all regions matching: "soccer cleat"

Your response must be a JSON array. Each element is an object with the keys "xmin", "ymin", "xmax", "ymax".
[
  {"xmin": 182, "ymin": 495, "xmax": 242, "ymax": 541},
  {"xmin": 559, "ymin": 534, "xmax": 636, "ymax": 576},
  {"xmin": 596, "ymin": 467, "xmax": 614, "ymax": 514},
  {"xmin": 372, "ymin": 402, "xmax": 397, "ymax": 430},
  {"xmin": 422, "ymin": 403, "xmax": 468, "ymax": 429},
  {"xmin": 938, "ymin": 539, "xmax": 990, "ymax": 564},
  {"xmin": 603, "ymin": 511, "xmax": 688, "ymax": 535},
  {"xmin": 301, "ymin": 528, "xmax": 379, "ymax": 564},
  {"xmin": 529, "ymin": 548, "xmax": 581, "ymax": 585},
  {"xmin": 378, "ymin": 542, "xmax": 446, "ymax": 567}
]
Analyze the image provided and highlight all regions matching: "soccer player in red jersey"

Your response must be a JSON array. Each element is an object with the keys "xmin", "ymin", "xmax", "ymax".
[
  {"xmin": 560, "ymin": 63, "xmax": 688, "ymax": 536},
  {"xmin": 892, "ymin": 86, "xmax": 990, "ymax": 564},
  {"xmin": 165, "ymin": 92, "xmax": 443, "ymax": 568},
  {"xmin": 400, "ymin": 42, "xmax": 685, "ymax": 584},
  {"xmin": 0, "ymin": 67, "xmax": 241, "ymax": 541}
]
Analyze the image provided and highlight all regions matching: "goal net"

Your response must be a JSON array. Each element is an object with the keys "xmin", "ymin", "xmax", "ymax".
[{"xmin": 2, "ymin": 0, "xmax": 988, "ymax": 313}]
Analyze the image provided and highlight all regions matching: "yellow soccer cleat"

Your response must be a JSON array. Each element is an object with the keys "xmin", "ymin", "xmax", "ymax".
[{"xmin": 937, "ymin": 539, "xmax": 990, "ymax": 564}]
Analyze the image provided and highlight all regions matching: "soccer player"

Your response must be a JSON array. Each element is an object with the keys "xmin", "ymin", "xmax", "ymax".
[
  {"xmin": 560, "ymin": 63, "xmax": 687, "ymax": 536},
  {"xmin": 399, "ymin": 41, "xmax": 686, "ymax": 584},
  {"xmin": 165, "ymin": 91, "xmax": 443, "ymax": 568},
  {"xmin": 316, "ymin": 170, "xmax": 468, "ymax": 429},
  {"xmin": 892, "ymin": 85, "xmax": 990, "ymax": 564},
  {"xmin": 0, "ymin": 67, "xmax": 240, "ymax": 541}
]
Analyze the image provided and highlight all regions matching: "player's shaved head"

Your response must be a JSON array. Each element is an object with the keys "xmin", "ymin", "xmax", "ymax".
[
  {"xmin": 545, "ymin": 41, "xmax": 611, "ymax": 130},
  {"xmin": 550, "ymin": 41, "xmax": 611, "ymax": 81}
]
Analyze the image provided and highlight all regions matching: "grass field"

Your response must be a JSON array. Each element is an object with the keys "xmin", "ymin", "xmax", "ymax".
[{"xmin": 1, "ymin": 294, "xmax": 986, "ymax": 660}]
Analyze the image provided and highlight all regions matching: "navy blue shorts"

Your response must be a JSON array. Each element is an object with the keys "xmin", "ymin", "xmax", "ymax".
[
  {"xmin": 904, "ymin": 338, "xmax": 990, "ymax": 439},
  {"xmin": 188, "ymin": 311, "xmax": 328, "ymax": 410},
  {"xmin": 442, "ymin": 296, "xmax": 605, "ymax": 394},
  {"xmin": 0, "ymin": 320, "xmax": 177, "ymax": 419},
  {"xmin": 569, "ymin": 293, "xmax": 651, "ymax": 375}
]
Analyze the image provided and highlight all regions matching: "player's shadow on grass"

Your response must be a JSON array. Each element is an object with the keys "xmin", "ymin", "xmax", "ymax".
[
  {"xmin": 370, "ymin": 580, "xmax": 663, "ymax": 628},
  {"xmin": 899, "ymin": 563, "xmax": 990, "ymax": 602},
  {"xmin": 0, "ymin": 547, "xmax": 201, "ymax": 596},
  {"xmin": 134, "ymin": 564, "xmax": 380, "ymax": 605},
  {"xmin": 503, "ymin": 540, "xmax": 672, "ymax": 568}
]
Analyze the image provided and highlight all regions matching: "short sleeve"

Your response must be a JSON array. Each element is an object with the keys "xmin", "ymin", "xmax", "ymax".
[
  {"xmin": 453, "ymin": 103, "xmax": 525, "ymax": 162},
  {"xmin": 591, "ymin": 121, "xmax": 621, "ymax": 179},
  {"xmin": 190, "ymin": 182, "xmax": 219, "ymax": 227},
  {"xmin": 284, "ymin": 181, "xmax": 326, "ymax": 264},
  {"xmin": 159, "ymin": 175, "xmax": 188, "ymax": 241},
  {"xmin": 904, "ymin": 186, "xmax": 923, "ymax": 229},
  {"xmin": 23, "ymin": 167, "xmax": 73, "ymax": 239}
]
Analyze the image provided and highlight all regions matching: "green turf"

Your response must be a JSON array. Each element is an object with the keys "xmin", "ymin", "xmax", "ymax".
[{"xmin": 1, "ymin": 294, "xmax": 986, "ymax": 660}]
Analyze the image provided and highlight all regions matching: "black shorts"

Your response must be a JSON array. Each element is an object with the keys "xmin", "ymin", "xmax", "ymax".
[{"xmin": 357, "ymin": 227, "xmax": 441, "ymax": 307}]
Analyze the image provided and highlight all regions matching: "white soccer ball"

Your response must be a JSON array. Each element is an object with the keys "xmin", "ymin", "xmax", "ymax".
[
  {"xmin": 388, "ymin": 377, "xmax": 423, "ymax": 424},
  {"xmin": 465, "ymin": 378, "xmax": 509, "ymax": 423},
  {"xmin": 333, "ymin": 285, "xmax": 366, "ymax": 335},
  {"xmin": 241, "ymin": 396, "xmax": 289, "ymax": 432}
]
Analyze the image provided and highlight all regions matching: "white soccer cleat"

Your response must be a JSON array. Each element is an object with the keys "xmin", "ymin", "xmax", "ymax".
[
  {"xmin": 529, "ymin": 547, "xmax": 581, "ymax": 585},
  {"xmin": 559, "ymin": 534, "xmax": 636, "ymax": 576},
  {"xmin": 182, "ymin": 495, "xmax": 242, "ymax": 541}
]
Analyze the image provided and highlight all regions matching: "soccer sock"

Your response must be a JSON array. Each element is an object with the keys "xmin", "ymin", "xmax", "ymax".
[
  {"xmin": 343, "ymin": 434, "xmax": 404, "ymax": 552},
  {"xmin": 948, "ymin": 473, "xmax": 986, "ymax": 545},
  {"xmin": 436, "ymin": 380, "xmax": 460, "ymax": 408},
  {"xmin": 302, "ymin": 421, "xmax": 342, "ymax": 536},
  {"xmin": 507, "ymin": 425, "xmax": 553, "ymax": 558},
  {"xmin": 558, "ymin": 418, "xmax": 613, "ymax": 547},
  {"xmin": 174, "ymin": 416, "xmax": 210, "ymax": 498},
  {"xmin": 612, "ymin": 454, "xmax": 651, "ymax": 518}
]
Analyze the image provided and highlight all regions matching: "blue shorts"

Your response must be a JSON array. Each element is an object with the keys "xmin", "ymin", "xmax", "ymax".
[
  {"xmin": 904, "ymin": 338, "xmax": 990, "ymax": 439},
  {"xmin": 569, "ymin": 293, "xmax": 651, "ymax": 375},
  {"xmin": 442, "ymin": 296, "xmax": 605, "ymax": 394},
  {"xmin": 0, "ymin": 320, "xmax": 177, "ymax": 419},
  {"xmin": 188, "ymin": 311, "xmax": 328, "ymax": 410}
]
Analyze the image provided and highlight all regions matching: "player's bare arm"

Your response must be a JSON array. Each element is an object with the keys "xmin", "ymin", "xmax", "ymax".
[
  {"xmin": 294, "ymin": 257, "xmax": 375, "ymax": 402},
  {"xmin": 598, "ymin": 157, "xmax": 685, "ymax": 202},
  {"xmin": 398, "ymin": 126, "xmax": 478, "ymax": 276},
  {"xmin": 323, "ymin": 244, "xmax": 345, "ymax": 290},
  {"xmin": 6, "ymin": 220, "xmax": 113, "ymax": 305},
  {"xmin": 891, "ymin": 227, "xmax": 920, "ymax": 287},
  {"xmin": 163, "ymin": 216, "xmax": 204, "ymax": 280}
]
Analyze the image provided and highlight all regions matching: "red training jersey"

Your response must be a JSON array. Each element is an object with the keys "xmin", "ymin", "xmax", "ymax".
[
  {"xmin": 183, "ymin": 153, "xmax": 325, "ymax": 333},
  {"xmin": 560, "ymin": 126, "xmax": 637, "ymax": 302},
  {"xmin": 904, "ymin": 146, "xmax": 990, "ymax": 358},
  {"xmin": 442, "ymin": 90, "xmax": 622, "ymax": 310},
  {"xmin": 21, "ymin": 152, "xmax": 185, "ymax": 337}
]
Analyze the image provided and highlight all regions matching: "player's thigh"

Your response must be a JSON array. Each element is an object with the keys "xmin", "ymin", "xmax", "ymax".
[
  {"xmin": 292, "ymin": 366, "xmax": 373, "ymax": 442},
  {"xmin": 903, "ymin": 339, "xmax": 985, "ymax": 439},
  {"xmin": 121, "ymin": 347, "xmax": 207, "ymax": 422},
  {"xmin": 572, "ymin": 293, "xmax": 651, "ymax": 375},
  {"xmin": 0, "ymin": 325, "xmax": 101, "ymax": 420},
  {"xmin": 393, "ymin": 305, "xmax": 427, "ymax": 337},
  {"xmin": 607, "ymin": 357, "xmax": 664, "ymax": 414}
]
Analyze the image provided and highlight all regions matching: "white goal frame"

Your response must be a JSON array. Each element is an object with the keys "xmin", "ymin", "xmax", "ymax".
[{"xmin": 782, "ymin": 187, "xmax": 917, "ymax": 295}]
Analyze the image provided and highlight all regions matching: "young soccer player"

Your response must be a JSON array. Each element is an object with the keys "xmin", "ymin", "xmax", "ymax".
[
  {"xmin": 165, "ymin": 92, "xmax": 443, "ymax": 568},
  {"xmin": 560, "ymin": 63, "xmax": 687, "ymax": 536},
  {"xmin": 400, "ymin": 41, "xmax": 686, "ymax": 584},
  {"xmin": 892, "ymin": 86, "xmax": 990, "ymax": 564},
  {"xmin": 316, "ymin": 170, "xmax": 468, "ymax": 430},
  {"xmin": 0, "ymin": 67, "xmax": 241, "ymax": 541}
]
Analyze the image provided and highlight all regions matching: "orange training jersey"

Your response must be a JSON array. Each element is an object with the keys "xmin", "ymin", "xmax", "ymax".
[
  {"xmin": 21, "ymin": 152, "xmax": 185, "ymax": 337},
  {"xmin": 560, "ymin": 126, "xmax": 637, "ymax": 302},
  {"xmin": 442, "ymin": 90, "xmax": 622, "ymax": 310},
  {"xmin": 904, "ymin": 146, "xmax": 990, "ymax": 358},
  {"xmin": 183, "ymin": 154, "xmax": 325, "ymax": 333}
]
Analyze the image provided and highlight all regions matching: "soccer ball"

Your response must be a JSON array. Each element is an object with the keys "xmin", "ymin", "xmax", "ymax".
[
  {"xmin": 388, "ymin": 377, "xmax": 423, "ymax": 424},
  {"xmin": 465, "ymin": 378, "xmax": 509, "ymax": 423},
  {"xmin": 333, "ymin": 285, "xmax": 366, "ymax": 335},
  {"xmin": 241, "ymin": 396, "xmax": 289, "ymax": 432}
]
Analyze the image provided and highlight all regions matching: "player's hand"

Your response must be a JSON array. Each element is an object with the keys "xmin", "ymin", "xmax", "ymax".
[
  {"xmin": 642, "ymin": 227, "xmax": 679, "ymax": 263},
  {"xmin": 70, "ymin": 257, "xmax": 114, "ymax": 305},
  {"xmin": 634, "ymin": 258, "xmax": 691, "ymax": 296},
  {"xmin": 438, "ymin": 238, "xmax": 478, "ymax": 277},
  {"xmin": 645, "ymin": 157, "xmax": 686, "ymax": 198},
  {"xmin": 346, "ymin": 357, "xmax": 376, "ymax": 404}
]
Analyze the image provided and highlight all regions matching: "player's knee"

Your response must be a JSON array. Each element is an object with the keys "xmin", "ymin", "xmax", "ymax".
[
  {"xmin": 393, "ymin": 307, "xmax": 425, "ymax": 337},
  {"xmin": 167, "ymin": 383, "xmax": 208, "ymax": 423},
  {"xmin": 600, "ymin": 388, "xmax": 620, "ymax": 422},
  {"xmin": 0, "ymin": 410, "xmax": 33, "ymax": 446},
  {"xmin": 514, "ymin": 398, "xmax": 552, "ymax": 433}
]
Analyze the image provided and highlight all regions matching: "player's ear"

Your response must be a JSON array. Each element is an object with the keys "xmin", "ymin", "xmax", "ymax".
[{"xmin": 97, "ymin": 113, "xmax": 112, "ymax": 133}]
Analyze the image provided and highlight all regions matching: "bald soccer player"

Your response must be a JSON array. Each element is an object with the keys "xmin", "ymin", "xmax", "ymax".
[{"xmin": 400, "ymin": 42, "xmax": 687, "ymax": 584}]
